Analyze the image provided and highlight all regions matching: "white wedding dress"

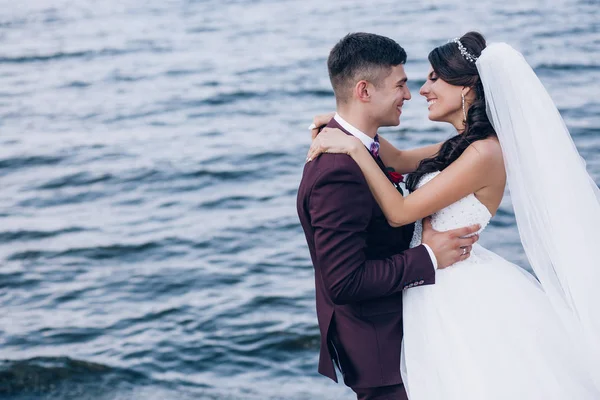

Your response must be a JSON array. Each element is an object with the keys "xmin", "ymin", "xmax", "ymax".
[{"xmin": 400, "ymin": 171, "xmax": 600, "ymax": 400}]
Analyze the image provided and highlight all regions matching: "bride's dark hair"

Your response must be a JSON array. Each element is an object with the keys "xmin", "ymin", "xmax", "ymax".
[{"xmin": 406, "ymin": 32, "xmax": 496, "ymax": 192}]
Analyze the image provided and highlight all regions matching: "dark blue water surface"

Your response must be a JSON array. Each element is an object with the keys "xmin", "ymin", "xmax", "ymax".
[{"xmin": 0, "ymin": 0, "xmax": 598, "ymax": 398}]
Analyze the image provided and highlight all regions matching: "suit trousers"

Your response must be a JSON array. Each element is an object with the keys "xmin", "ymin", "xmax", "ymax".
[
  {"xmin": 329, "ymin": 321, "xmax": 408, "ymax": 400},
  {"xmin": 351, "ymin": 384, "xmax": 408, "ymax": 400}
]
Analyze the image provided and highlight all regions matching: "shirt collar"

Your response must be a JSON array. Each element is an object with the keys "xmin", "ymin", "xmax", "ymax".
[{"xmin": 334, "ymin": 113, "xmax": 375, "ymax": 149}]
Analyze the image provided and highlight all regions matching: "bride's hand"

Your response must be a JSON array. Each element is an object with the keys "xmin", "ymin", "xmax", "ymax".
[
  {"xmin": 306, "ymin": 128, "xmax": 362, "ymax": 162},
  {"xmin": 309, "ymin": 112, "xmax": 335, "ymax": 140}
]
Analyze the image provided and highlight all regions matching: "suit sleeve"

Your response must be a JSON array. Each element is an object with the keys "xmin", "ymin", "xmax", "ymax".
[{"xmin": 309, "ymin": 156, "xmax": 435, "ymax": 305}]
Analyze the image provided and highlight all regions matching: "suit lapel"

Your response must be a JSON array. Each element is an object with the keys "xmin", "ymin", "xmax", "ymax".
[{"xmin": 326, "ymin": 118, "xmax": 412, "ymax": 240}]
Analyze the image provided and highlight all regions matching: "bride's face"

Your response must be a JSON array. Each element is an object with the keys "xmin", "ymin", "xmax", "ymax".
[{"xmin": 420, "ymin": 66, "xmax": 464, "ymax": 128}]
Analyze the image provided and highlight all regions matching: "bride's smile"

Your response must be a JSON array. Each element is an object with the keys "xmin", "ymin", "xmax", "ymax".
[{"xmin": 420, "ymin": 67, "xmax": 476, "ymax": 132}]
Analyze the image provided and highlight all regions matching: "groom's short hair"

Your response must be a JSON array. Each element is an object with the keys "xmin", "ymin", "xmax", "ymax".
[{"xmin": 328, "ymin": 33, "xmax": 407, "ymax": 103}]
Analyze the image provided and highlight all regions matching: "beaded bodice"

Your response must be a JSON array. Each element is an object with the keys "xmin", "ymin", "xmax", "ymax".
[{"xmin": 410, "ymin": 171, "xmax": 492, "ymax": 249}]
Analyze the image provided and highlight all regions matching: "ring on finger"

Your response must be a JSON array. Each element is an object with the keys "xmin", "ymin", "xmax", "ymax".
[{"xmin": 462, "ymin": 247, "xmax": 467, "ymax": 256}]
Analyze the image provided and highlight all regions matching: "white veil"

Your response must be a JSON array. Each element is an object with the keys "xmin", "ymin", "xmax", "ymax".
[{"xmin": 476, "ymin": 43, "xmax": 600, "ymax": 362}]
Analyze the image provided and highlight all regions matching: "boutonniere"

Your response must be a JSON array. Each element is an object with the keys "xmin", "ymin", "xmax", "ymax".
[
  {"xmin": 386, "ymin": 167, "xmax": 404, "ymax": 194},
  {"xmin": 386, "ymin": 167, "xmax": 404, "ymax": 184},
  {"xmin": 388, "ymin": 171, "xmax": 404, "ymax": 184}
]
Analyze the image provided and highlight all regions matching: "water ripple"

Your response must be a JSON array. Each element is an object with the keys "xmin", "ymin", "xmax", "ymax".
[
  {"xmin": 0, "ymin": 48, "xmax": 140, "ymax": 64},
  {"xmin": 0, "ymin": 357, "xmax": 148, "ymax": 398},
  {"xmin": 0, "ymin": 155, "xmax": 66, "ymax": 172},
  {"xmin": 0, "ymin": 228, "xmax": 87, "ymax": 242}
]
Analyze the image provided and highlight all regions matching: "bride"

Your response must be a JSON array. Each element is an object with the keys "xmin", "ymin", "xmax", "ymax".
[{"xmin": 306, "ymin": 32, "xmax": 600, "ymax": 399}]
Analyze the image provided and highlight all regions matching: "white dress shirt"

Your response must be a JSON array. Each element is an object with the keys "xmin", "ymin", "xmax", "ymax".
[{"xmin": 333, "ymin": 113, "xmax": 438, "ymax": 270}]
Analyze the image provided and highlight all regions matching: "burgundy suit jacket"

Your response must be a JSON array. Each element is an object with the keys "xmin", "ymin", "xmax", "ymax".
[{"xmin": 296, "ymin": 118, "xmax": 435, "ymax": 389}]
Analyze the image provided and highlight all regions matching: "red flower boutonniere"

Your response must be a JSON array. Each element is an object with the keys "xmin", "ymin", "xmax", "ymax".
[
  {"xmin": 388, "ymin": 171, "xmax": 404, "ymax": 184},
  {"xmin": 386, "ymin": 167, "xmax": 405, "ymax": 195}
]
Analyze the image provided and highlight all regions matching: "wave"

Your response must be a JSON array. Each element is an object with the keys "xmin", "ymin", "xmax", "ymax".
[
  {"xmin": 494, "ymin": 9, "xmax": 543, "ymax": 17},
  {"xmin": 172, "ymin": 88, "xmax": 334, "ymax": 109},
  {"xmin": 101, "ymin": 88, "xmax": 336, "ymax": 124},
  {"xmin": 0, "ymin": 356, "xmax": 146, "ymax": 398},
  {"xmin": 0, "ymin": 228, "xmax": 86, "ymax": 243},
  {"xmin": 536, "ymin": 63, "xmax": 599, "ymax": 72},
  {"xmin": 0, "ymin": 45, "xmax": 172, "ymax": 65},
  {"xmin": 37, "ymin": 172, "xmax": 114, "ymax": 190},
  {"xmin": 200, "ymin": 194, "xmax": 275, "ymax": 209},
  {"xmin": 0, "ymin": 49, "xmax": 129, "ymax": 64},
  {"xmin": 6, "ymin": 237, "xmax": 202, "ymax": 262},
  {"xmin": 60, "ymin": 81, "xmax": 92, "ymax": 89},
  {"xmin": 0, "ymin": 155, "xmax": 65, "ymax": 172},
  {"xmin": 17, "ymin": 191, "xmax": 109, "ymax": 208}
]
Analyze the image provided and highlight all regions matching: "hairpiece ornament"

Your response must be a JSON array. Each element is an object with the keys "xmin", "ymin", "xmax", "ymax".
[{"xmin": 450, "ymin": 38, "xmax": 478, "ymax": 63}]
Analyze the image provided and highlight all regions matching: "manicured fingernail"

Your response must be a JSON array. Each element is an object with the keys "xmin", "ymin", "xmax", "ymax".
[
  {"xmin": 307, "ymin": 157, "xmax": 312, "ymax": 162},
  {"xmin": 308, "ymin": 123, "xmax": 316, "ymax": 130}
]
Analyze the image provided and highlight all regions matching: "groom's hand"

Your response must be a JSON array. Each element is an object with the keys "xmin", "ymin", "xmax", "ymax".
[{"xmin": 421, "ymin": 217, "xmax": 480, "ymax": 269}]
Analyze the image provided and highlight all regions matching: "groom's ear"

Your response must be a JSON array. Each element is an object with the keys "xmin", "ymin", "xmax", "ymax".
[{"xmin": 355, "ymin": 80, "xmax": 371, "ymax": 103}]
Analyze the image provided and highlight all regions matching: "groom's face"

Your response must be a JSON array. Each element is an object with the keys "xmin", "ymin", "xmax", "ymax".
[{"xmin": 369, "ymin": 64, "xmax": 411, "ymax": 127}]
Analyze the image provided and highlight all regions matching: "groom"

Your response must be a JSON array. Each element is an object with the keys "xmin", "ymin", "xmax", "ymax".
[{"xmin": 297, "ymin": 33, "xmax": 480, "ymax": 399}]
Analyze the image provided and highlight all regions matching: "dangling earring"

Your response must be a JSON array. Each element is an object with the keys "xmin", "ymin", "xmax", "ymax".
[{"xmin": 461, "ymin": 92, "xmax": 467, "ymax": 122}]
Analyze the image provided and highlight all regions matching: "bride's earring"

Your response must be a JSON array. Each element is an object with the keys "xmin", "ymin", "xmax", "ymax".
[{"xmin": 461, "ymin": 92, "xmax": 467, "ymax": 122}]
